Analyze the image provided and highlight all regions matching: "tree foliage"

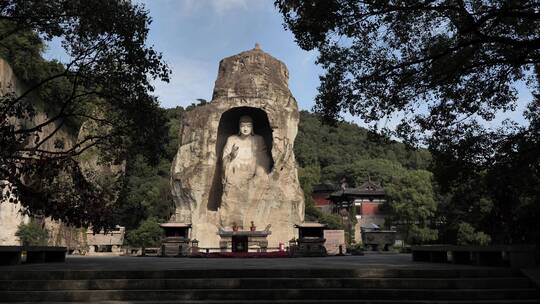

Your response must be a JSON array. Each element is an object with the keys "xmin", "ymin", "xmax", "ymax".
[
  {"xmin": 295, "ymin": 111, "xmax": 438, "ymax": 240},
  {"xmin": 114, "ymin": 106, "xmax": 184, "ymax": 230},
  {"xmin": 115, "ymin": 154, "xmax": 175, "ymax": 229},
  {"xmin": 456, "ymin": 222, "xmax": 491, "ymax": 245},
  {"xmin": 125, "ymin": 217, "xmax": 162, "ymax": 248},
  {"xmin": 15, "ymin": 219, "xmax": 49, "ymax": 246},
  {"xmin": 276, "ymin": 0, "xmax": 539, "ymax": 137},
  {"xmin": 296, "ymin": 111, "xmax": 431, "ymax": 171},
  {"xmin": 1, "ymin": 0, "xmax": 170, "ymax": 230},
  {"xmin": 278, "ymin": 0, "xmax": 540, "ymax": 244},
  {"xmin": 385, "ymin": 170, "xmax": 438, "ymax": 244}
]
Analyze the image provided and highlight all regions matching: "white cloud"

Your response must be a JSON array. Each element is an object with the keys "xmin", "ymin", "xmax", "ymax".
[
  {"xmin": 211, "ymin": 0, "xmax": 248, "ymax": 14},
  {"xmin": 173, "ymin": 0, "xmax": 265, "ymax": 16}
]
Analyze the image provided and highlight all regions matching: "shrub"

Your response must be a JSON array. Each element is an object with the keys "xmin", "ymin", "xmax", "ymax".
[
  {"xmin": 125, "ymin": 217, "xmax": 163, "ymax": 248},
  {"xmin": 15, "ymin": 220, "xmax": 49, "ymax": 246},
  {"xmin": 457, "ymin": 222, "xmax": 491, "ymax": 246}
]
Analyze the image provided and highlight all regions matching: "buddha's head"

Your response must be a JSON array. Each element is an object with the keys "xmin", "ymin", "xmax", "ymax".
[{"xmin": 238, "ymin": 115, "xmax": 254, "ymax": 136}]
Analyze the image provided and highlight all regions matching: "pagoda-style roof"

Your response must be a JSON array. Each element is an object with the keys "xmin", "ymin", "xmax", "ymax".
[
  {"xmin": 358, "ymin": 180, "xmax": 385, "ymax": 194},
  {"xmin": 330, "ymin": 180, "xmax": 385, "ymax": 199}
]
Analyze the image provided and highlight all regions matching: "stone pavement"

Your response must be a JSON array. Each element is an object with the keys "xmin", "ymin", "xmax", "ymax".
[{"xmin": 0, "ymin": 253, "xmax": 510, "ymax": 271}]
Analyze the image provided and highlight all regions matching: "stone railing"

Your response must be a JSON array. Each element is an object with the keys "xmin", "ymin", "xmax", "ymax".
[
  {"xmin": 412, "ymin": 245, "xmax": 537, "ymax": 268},
  {"xmin": 0, "ymin": 246, "xmax": 67, "ymax": 265}
]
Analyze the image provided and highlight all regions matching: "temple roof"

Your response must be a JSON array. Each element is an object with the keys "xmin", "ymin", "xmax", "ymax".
[
  {"xmin": 329, "ymin": 180, "xmax": 385, "ymax": 199},
  {"xmin": 357, "ymin": 180, "xmax": 385, "ymax": 194}
]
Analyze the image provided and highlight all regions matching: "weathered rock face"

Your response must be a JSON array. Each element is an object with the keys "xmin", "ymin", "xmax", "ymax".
[
  {"xmin": 0, "ymin": 195, "xmax": 29, "ymax": 245},
  {"xmin": 171, "ymin": 45, "xmax": 304, "ymax": 247},
  {"xmin": 0, "ymin": 58, "xmax": 124, "ymax": 246},
  {"xmin": 0, "ymin": 60, "xmax": 29, "ymax": 245}
]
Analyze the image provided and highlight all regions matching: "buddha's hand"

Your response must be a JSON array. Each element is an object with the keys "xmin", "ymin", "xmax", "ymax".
[{"xmin": 229, "ymin": 144, "xmax": 239, "ymax": 160}]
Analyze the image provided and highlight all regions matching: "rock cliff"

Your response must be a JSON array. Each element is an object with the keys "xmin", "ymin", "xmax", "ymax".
[
  {"xmin": 0, "ymin": 58, "xmax": 124, "ymax": 246},
  {"xmin": 171, "ymin": 45, "xmax": 304, "ymax": 247}
]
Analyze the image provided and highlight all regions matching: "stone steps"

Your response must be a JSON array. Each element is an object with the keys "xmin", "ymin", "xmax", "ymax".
[
  {"xmin": 0, "ymin": 268, "xmax": 523, "ymax": 280},
  {"xmin": 0, "ymin": 277, "xmax": 532, "ymax": 291},
  {"xmin": 19, "ymin": 301, "xmax": 540, "ymax": 304},
  {"xmin": 0, "ymin": 268, "xmax": 538, "ymax": 303},
  {"xmin": 2, "ymin": 288, "xmax": 540, "ymax": 302}
]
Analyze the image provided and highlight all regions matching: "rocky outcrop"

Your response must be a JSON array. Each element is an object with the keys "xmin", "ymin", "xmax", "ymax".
[
  {"xmin": 0, "ymin": 58, "xmax": 124, "ymax": 246},
  {"xmin": 171, "ymin": 45, "xmax": 304, "ymax": 247},
  {"xmin": 0, "ymin": 60, "xmax": 29, "ymax": 245},
  {"xmin": 0, "ymin": 190, "xmax": 29, "ymax": 245}
]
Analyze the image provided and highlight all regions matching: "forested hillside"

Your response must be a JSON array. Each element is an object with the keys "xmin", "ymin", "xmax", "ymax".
[
  {"xmin": 294, "ymin": 111, "xmax": 437, "ymax": 243},
  {"xmin": 295, "ymin": 110, "xmax": 431, "ymax": 185}
]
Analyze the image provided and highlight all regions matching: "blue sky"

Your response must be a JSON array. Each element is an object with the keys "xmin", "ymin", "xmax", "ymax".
[
  {"xmin": 136, "ymin": 0, "xmax": 322, "ymax": 111},
  {"xmin": 43, "ymin": 0, "xmax": 532, "ymax": 128}
]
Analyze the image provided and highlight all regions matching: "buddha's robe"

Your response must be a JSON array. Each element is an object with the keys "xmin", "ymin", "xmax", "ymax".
[{"xmin": 220, "ymin": 134, "xmax": 270, "ymax": 228}]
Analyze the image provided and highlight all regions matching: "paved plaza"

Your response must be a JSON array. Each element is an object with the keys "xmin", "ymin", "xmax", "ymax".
[{"xmin": 0, "ymin": 253, "xmax": 509, "ymax": 271}]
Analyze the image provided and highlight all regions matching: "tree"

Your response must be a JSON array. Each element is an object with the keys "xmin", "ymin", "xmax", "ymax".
[
  {"xmin": 294, "ymin": 110, "xmax": 432, "ymax": 173},
  {"xmin": 456, "ymin": 222, "xmax": 491, "ymax": 246},
  {"xmin": 321, "ymin": 158, "xmax": 407, "ymax": 189},
  {"xmin": 163, "ymin": 106, "xmax": 185, "ymax": 160},
  {"xmin": 276, "ymin": 0, "xmax": 539, "ymax": 137},
  {"xmin": 297, "ymin": 164, "xmax": 346, "ymax": 231},
  {"xmin": 385, "ymin": 170, "xmax": 438, "ymax": 244},
  {"xmin": 125, "ymin": 217, "xmax": 163, "ymax": 252},
  {"xmin": 277, "ymin": 0, "xmax": 540, "ymax": 243},
  {"xmin": 115, "ymin": 154, "xmax": 175, "ymax": 229},
  {"xmin": 1, "ymin": 0, "xmax": 170, "ymax": 230},
  {"xmin": 298, "ymin": 165, "xmax": 321, "ymax": 219},
  {"xmin": 15, "ymin": 219, "xmax": 49, "ymax": 246}
]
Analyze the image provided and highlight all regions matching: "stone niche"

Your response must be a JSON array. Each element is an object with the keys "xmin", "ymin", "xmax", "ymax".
[
  {"xmin": 170, "ymin": 45, "xmax": 304, "ymax": 248},
  {"xmin": 208, "ymin": 106, "xmax": 274, "ymax": 212}
]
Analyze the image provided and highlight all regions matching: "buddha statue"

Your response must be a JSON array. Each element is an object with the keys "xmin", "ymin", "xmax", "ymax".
[{"xmin": 219, "ymin": 115, "xmax": 270, "ymax": 228}]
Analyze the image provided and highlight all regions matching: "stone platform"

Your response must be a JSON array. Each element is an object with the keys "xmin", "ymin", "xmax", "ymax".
[
  {"xmin": 0, "ymin": 253, "xmax": 479, "ymax": 271},
  {"xmin": 1, "ymin": 255, "xmax": 539, "ymax": 303}
]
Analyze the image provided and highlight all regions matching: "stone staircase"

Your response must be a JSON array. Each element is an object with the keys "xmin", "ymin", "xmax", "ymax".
[{"xmin": 0, "ymin": 267, "xmax": 539, "ymax": 303}]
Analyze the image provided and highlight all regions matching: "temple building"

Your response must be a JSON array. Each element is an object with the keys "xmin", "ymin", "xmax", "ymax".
[
  {"xmin": 86, "ymin": 226, "xmax": 125, "ymax": 255},
  {"xmin": 313, "ymin": 179, "xmax": 387, "ymax": 242},
  {"xmin": 311, "ymin": 182, "xmax": 339, "ymax": 213}
]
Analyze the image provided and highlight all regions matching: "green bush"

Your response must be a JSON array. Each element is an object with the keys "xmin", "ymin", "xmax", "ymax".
[
  {"xmin": 347, "ymin": 242, "xmax": 364, "ymax": 251},
  {"xmin": 457, "ymin": 222, "xmax": 491, "ymax": 246},
  {"xmin": 15, "ymin": 220, "xmax": 49, "ymax": 246},
  {"xmin": 125, "ymin": 217, "xmax": 163, "ymax": 248}
]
